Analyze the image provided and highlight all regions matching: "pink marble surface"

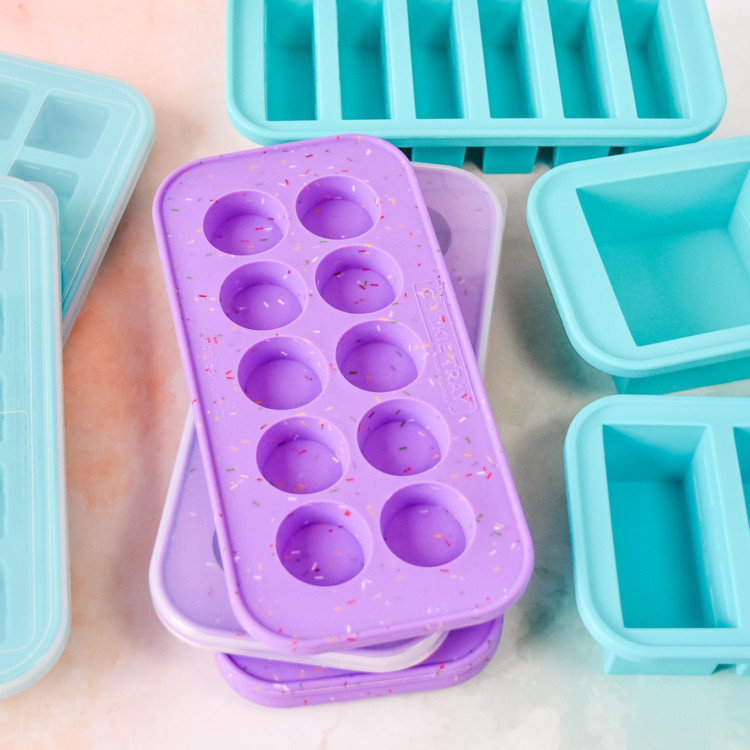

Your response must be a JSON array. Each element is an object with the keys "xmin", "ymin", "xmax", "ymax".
[{"xmin": 1, "ymin": 2, "xmax": 749, "ymax": 749}]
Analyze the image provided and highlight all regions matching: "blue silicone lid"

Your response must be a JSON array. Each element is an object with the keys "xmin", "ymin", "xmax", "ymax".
[
  {"xmin": 0, "ymin": 52, "xmax": 154, "ymax": 339},
  {"xmin": 226, "ymin": 0, "xmax": 725, "ymax": 173},
  {"xmin": 0, "ymin": 178, "xmax": 67, "ymax": 698}
]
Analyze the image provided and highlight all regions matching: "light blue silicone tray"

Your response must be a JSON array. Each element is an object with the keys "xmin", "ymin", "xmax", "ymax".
[
  {"xmin": 0, "ymin": 178, "xmax": 67, "ymax": 698},
  {"xmin": 226, "ymin": 0, "xmax": 724, "ymax": 173},
  {"xmin": 0, "ymin": 53, "xmax": 154, "ymax": 339},
  {"xmin": 565, "ymin": 396, "xmax": 750, "ymax": 676},
  {"xmin": 528, "ymin": 136, "xmax": 750, "ymax": 394}
]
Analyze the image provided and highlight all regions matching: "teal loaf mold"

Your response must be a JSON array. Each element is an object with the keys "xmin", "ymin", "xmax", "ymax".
[{"xmin": 565, "ymin": 395, "xmax": 750, "ymax": 675}]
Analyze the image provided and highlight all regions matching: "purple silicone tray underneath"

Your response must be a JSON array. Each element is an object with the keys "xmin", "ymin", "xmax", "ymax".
[
  {"xmin": 216, "ymin": 617, "xmax": 503, "ymax": 708},
  {"xmin": 149, "ymin": 163, "xmax": 504, "ymax": 670},
  {"xmin": 153, "ymin": 134, "xmax": 532, "ymax": 654}
]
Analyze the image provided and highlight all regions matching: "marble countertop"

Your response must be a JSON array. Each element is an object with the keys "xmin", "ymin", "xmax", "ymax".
[{"xmin": 0, "ymin": 1, "xmax": 748, "ymax": 747}]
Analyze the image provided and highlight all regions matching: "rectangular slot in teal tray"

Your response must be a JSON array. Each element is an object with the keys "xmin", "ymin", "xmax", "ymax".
[
  {"xmin": 617, "ymin": 0, "xmax": 683, "ymax": 119},
  {"xmin": 604, "ymin": 425, "xmax": 735, "ymax": 629},
  {"xmin": 338, "ymin": 0, "xmax": 389, "ymax": 120},
  {"xmin": 565, "ymin": 396, "xmax": 750, "ymax": 676},
  {"xmin": 548, "ymin": 0, "xmax": 609, "ymax": 118},
  {"xmin": 478, "ymin": 0, "xmax": 534, "ymax": 118},
  {"xmin": 227, "ymin": 0, "xmax": 724, "ymax": 173},
  {"xmin": 0, "ymin": 53, "xmax": 154, "ymax": 339},
  {"xmin": 265, "ymin": 0, "xmax": 316, "ymax": 121},
  {"xmin": 407, "ymin": 0, "xmax": 462, "ymax": 119}
]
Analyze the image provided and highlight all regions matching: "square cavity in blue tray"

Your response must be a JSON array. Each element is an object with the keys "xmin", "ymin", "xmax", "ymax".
[
  {"xmin": 0, "ymin": 53, "xmax": 154, "ymax": 338},
  {"xmin": 226, "ymin": 0, "xmax": 724, "ymax": 173},
  {"xmin": 528, "ymin": 135, "xmax": 750, "ymax": 393},
  {"xmin": 565, "ymin": 395, "xmax": 750, "ymax": 676}
]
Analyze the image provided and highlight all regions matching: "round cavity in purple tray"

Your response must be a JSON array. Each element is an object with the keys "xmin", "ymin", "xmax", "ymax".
[
  {"xmin": 238, "ymin": 337, "xmax": 326, "ymax": 409},
  {"xmin": 427, "ymin": 207, "xmax": 452, "ymax": 256},
  {"xmin": 381, "ymin": 484, "xmax": 473, "ymax": 567},
  {"xmin": 316, "ymin": 246, "xmax": 400, "ymax": 313},
  {"xmin": 257, "ymin": 418, "xmax": 347, "ymax": 494},
  {"xmin": 276, "ymin": 502, "xmax": 371, "ymax": 587},
  {"xmin": 203, "ymin": 190, "xmax": 288, "ymax": 255},
  {"xmin": 219, "ymin": 261, "xmax": 306, "ymax": 330},
  {"xmin": 336, "ymin": 321, "xmax": 423, "ymax": 392},
  {"xmin": 296, "ymin": 176, "xmax": 380, "ymax": 240},
  {"xmin": 357, "ymin": 400, "xmax": 449, "ymax": 476}
]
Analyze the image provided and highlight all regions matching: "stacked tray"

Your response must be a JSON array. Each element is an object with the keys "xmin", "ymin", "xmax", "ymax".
[
  {"xmin": 0, "ymin": 52, "xmax": 154, "ymax": 338},
  {"xmin": 226, "ymin": 0, "xmax": 724, "ymax": 173},
  {"xmin": 0, "ymin": 54, "xmax": 153, "ymax": 698},
  {"xmin": 151, "ymin": 143, "xmax": 532, "ymax": 703},
  {"xmin": 0, "ymin": 179, "xmax": 65, "ymax": 699}
]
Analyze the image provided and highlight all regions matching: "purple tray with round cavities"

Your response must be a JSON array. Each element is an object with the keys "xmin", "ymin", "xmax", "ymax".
[
  {"xmin": 153, "ymin": 134, "xmax": 533, "ymax": 655},
  {"xmin": 216, "ymin": 617, "xmax": 503, "ymax": 708},
  {"xmin": 149, "ymin": 163, "xmax": 505, "ymax": 670}
]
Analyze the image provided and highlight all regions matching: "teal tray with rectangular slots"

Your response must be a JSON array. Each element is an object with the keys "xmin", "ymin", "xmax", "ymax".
[
  {"xmin": 226, "ymin": 0, "xmax": 724, "ymax": 173},
  {"xmin": 0, "ymin": 178, "xmax": 67, "ymax": 698},
  {"xmin": 0, "ymin": 52, "xmax": 154, "ymax": 339}
]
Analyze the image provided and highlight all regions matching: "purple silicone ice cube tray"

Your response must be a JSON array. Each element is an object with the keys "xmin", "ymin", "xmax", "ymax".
[
  {"xmin": 216, "ymin": 617, "xmax": 503, "ymax": 708},
  {"xmin": 151, "ymin": 411, "xmax": 447, "ymax": 671},
  {"xmin": 153, "ymin": 134, "xmax": 532, "ymax": 654}
]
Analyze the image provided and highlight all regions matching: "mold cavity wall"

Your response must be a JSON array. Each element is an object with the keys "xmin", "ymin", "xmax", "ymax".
[{"xmin": 604, "ymin": 425, "xmax": 736, "ymax": 629}]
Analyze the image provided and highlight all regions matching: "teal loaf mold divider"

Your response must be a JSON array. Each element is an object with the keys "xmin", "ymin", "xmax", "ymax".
[
  {"xmin": 565, "ymin": 395, "xmax": 750, "ymax": 676},
  {"xmin": 527, "ymin": 135, "xmax": 750, "ymax": 394},
  {"xmin": 226, "ymin": 0, "xmax": 724, "ymax": 173},
  {"xmin": 0, "ymin": 53, "xmax": 154, "ymax": 339},
  {"xmin": 0, "ymin": 178, "xmax": 67, "ymax": 698}
]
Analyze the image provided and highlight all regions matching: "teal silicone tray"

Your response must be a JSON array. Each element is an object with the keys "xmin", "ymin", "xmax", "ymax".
[
  {"xmin": 0, "ymin": 52, "xmax": 154, "ymax": 339},
  {"xmin": 565, "ymin": 396, "xmax": 750, "ymax": 676},
  {"xmin": 226, "ymin": 0, "xmax": 725, "ymax": 173},
  {"xmin": 528, "ymin": 136, "xmax": 750, "ymax": 394},
  {"xmin": 0, "ymin": 178, "xmax": 67, "ymax": 698}
]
